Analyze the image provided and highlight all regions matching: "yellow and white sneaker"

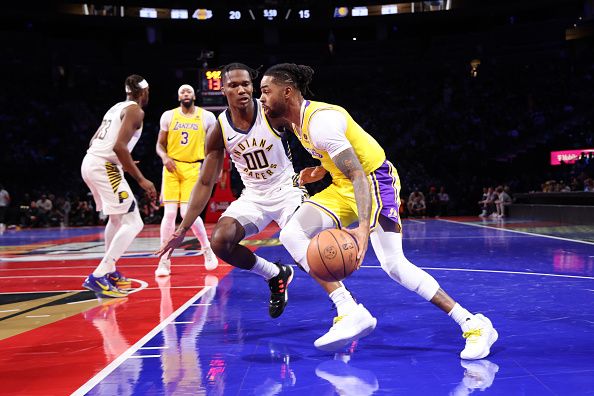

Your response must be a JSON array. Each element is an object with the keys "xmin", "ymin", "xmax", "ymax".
[
  {"xmin": 460, "ymin": 314, "xmax": 498, "ymax": 360},
  {"xmin": 203, "ymin": 247, "xmax": 219, "ymax": 271},
  {"xmin": 155, "ymin": 258, "xmax": 171, "ymax": 277},
  {"xmin": 314, "ymin": 304, "xmax": 377, "ymax": 351}
]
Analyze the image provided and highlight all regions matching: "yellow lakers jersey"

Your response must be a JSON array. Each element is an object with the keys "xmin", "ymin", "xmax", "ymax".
[
  {"xmin": 298, "ymin": 100, "xmax": 385, "ymax": 181},
  {"xmin": 166, "ymin": 107, "xmax": 206, "ymax": 162}
]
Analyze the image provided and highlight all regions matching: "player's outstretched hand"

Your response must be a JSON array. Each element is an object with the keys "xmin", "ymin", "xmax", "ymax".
[
  {"xmin": 298, "ymin": 166, "xmax": 327, "ymax": 186},
  {"xmin": 139, "ymin": 178, "xmax": 157, "ymax": 200},
  {"xmin": 344, "ymin": 225, "xmax": 370, "ymax": 269},
  {"xmin": 155, "ymin": 228, "xmax": 187, "ymax": 259}
]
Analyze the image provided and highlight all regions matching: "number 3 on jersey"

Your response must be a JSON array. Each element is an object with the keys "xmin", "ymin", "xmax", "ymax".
[{"xmin": 180, "ymin": 131, "xmax": 189, "ymax": 145}]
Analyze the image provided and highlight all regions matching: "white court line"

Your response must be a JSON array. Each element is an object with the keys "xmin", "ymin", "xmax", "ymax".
[
  {"xmin": 171, "ymin": 321, "xmax": 194, "ymax": 324},
  {"xmin": 361, "ymin": 265, "xmax": 594, "ymax": 280},
  {"xmin": 71, "ymin": 285, "xmax": 213, "ymax": 396},
  {"xmin": 438, "ymin": 218, "xmax": 594, "ymax": 246},
  {"xmin": 129, "ymin": 355, "xmax": 161, "ymax": 359},
  {"xmin": 0, "ymin": 309, "xmax": 20, "ymax": 313},
  {"xmin": 419, "ymin": 267, "xmax": 594, "ymax": 281},
  {"xmin": 68, "ymin": 299, "xmax": 100, "ymax": 305},
  {"xmin": 191, "ymin": 303, "xmax": 212, "ymax": 306},
  {"xmin": 26, "ymin": 315, "xmax": 50, "ymax": 318}
]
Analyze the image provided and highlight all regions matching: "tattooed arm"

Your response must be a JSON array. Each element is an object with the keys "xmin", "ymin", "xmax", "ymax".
[{"xmin": 332, "ymin": 148, "xmax": 371, "ymax": 267}]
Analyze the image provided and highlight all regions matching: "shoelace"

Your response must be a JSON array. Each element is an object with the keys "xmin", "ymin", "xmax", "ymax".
[{"xmin": 463, "ymin": 328, "xmax": 483, "ymax": 342}]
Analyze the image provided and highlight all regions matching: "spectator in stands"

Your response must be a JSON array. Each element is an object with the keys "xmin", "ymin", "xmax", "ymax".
[
  {"xmin": 139, "ymin": 191, "xmax": 161, "ymax": 224},
  {"xmin": 584, "ymin": 178, "xmax": 594, "ymax": 192},
  {"xmin": 478, "ymin": 187, "xmax": 496, "ymax": 217},
  {"xmin": 36, "ymin": 194, "xmax": 53, "ymax": 227},
  {"xmin": 438, "ymin": 186, "xmax": 450, "ymax": 216},
  {"xmin": 0, "ymin": 184, "xmax": 10, "ymax": 231},
  {"xmin": 408, "ymin": 189, "xmax": 427, "ymax": 217},
  {"xmin": 427, "ymin": 186, "xmax": 440, "ymax": 217},
  {"xmin": 494, "ymin": 186, "xmax": 512, "ymax": 218},
  {"xmin": 23, "ymin": 200, "xmax": 41, "ymax": 228}
]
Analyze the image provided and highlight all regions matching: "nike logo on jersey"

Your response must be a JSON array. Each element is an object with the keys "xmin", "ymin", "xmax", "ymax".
[{"xmin": 227, "ymin": 135, "xmax": 238, "ymax": 141}]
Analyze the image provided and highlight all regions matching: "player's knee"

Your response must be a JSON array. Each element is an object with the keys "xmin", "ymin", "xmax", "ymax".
[
  {"xmin": 278, "ymin": 227, "xmax": 293, "ymax": 248},
  {"xmin": 162, "ymin": 209, "xmax": 177, "ymax": 222},
  {"xmin": 122, "ymin": 211, "xmax": 144, "ymax": 235},
  {"xmin": 381, "ymin": 253, "xmax": 439, "ymax": 300},
  {"xmin": 210, "ymin": 229, "xmax": 234, "ymax": 260}
]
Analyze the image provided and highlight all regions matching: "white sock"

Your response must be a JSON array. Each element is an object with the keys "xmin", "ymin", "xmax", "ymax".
[
  {"xmin": 448, "ymin": 303, "xmax": 474, "ymax": 326},
  {"xmin": 250, "ymin": 255, "xmax": 280, "ymax": 280},
  {"xmin": 329, "ymin": 286, "xmax": 358, "ymax": 316},
  {"xmin": 93, "ymin": 256, "xmax": 117, "ymax": 278},
  {"xmin": 180, "ymin": 203, "xmax": 210, "ymax": 250}
]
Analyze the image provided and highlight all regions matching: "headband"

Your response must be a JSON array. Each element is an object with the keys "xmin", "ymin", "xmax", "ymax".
[{"xmin": 125, "ymin": 79, "xmax": 149, "ymax": 93}]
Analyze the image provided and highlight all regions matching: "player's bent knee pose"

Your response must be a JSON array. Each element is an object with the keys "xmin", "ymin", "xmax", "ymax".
[
  {"xmin": 81, "ymin": 75, "xmax": 157, "ymax": 298},
  {"xmin": 260, "ymin": 63, "xmax": 498, "ymax": 359},
  {"xmin": 156, "ymin": 64, "xmax": 297, "ymax": 317}
]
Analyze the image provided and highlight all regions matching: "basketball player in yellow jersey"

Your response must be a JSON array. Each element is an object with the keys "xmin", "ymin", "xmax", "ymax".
[
  {"xmin": 260, "ymin": 63, "xmax": 498, "ymax": 359},
  {"xmin": 155, "ymin": 84, "xmax": 218, "ymax": 276}
]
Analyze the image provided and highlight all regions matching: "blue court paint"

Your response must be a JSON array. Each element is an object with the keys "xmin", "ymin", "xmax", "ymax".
[
  {"xmin": 84, "ymin": 219, "xmax": 594, "ymax": 395},
  {"xmin": 0, "ymin": 226, "xmax": 104, "ymax": 246}
]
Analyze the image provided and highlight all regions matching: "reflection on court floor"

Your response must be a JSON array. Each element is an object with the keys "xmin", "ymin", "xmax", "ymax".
[{"xmin": 1, "ymin": 219, "xmax": 593, "ymax": 395}]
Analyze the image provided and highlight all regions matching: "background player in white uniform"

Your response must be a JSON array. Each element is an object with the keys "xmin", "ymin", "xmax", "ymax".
[
  {"xmin": 81, "ymin": 74, "xmax": 156, "ymax": 298},
  {"xmin": 156, "ymin": 63, "xmax": 301, "ymax": 318},
  {"xmin": 155, "ymin": 84, "xmax": 218, "ymax": 276}
]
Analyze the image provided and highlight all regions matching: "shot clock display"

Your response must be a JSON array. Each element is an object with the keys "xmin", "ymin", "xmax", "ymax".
[{"xmin": 201, "ymin": 69, "xmax": 223, "ymax": 96}]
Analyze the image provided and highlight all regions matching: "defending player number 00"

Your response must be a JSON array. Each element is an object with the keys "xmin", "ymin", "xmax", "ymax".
[{"xmin": 306, "ymin": 228, "xmax": 359, "ymax": 282}]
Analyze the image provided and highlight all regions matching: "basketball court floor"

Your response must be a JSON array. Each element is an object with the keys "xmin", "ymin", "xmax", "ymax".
[{"xmin": 1, "ymin": 217, "xmax": 593, "ymax": 395}]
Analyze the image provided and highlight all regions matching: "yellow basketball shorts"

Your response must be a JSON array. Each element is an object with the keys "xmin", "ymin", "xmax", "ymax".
[
  {"xmin": 305, "ymin": 160, "xmax": 402, "ymax": 230},
  {"xmin": 161, "ymin": 161, "xmax": 201, "ymax": 204}
]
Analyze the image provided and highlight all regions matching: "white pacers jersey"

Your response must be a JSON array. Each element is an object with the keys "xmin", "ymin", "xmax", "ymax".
[
  {"xmin": 219, "ymin": 99, "xmax": 295, "ymax": 193},
  {"xmin": 87, "ymin": 101, "xmax": 142, "ymax": 164}
]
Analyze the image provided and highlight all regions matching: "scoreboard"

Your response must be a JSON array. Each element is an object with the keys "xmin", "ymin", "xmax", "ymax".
[{"xmin": 60, "ymin": 2, "xmax": 452, "ymax": 21}]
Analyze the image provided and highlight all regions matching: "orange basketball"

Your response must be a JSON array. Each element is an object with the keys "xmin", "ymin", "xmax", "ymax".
[{"xmin": 307, "ymin": 228, "xmax": 359, "ymax": 282}]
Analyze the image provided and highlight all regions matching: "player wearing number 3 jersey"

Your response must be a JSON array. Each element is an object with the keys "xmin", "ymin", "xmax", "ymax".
[{"xmin": 155, "ymin": 84, "xmax": 218, "ymax": 276}]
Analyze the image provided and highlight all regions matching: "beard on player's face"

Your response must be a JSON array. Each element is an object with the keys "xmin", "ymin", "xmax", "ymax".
[{"xmin": 180, "ymin": 98, "xmax": 194, "ymax": 108}]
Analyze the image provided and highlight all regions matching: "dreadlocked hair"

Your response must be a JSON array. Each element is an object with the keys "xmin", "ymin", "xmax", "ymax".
[
  {"xmin": 221, "ymin": 62, "xmax": 260, "ymax": 82},
  {"xmin": 264, "ymin": 63, "xmax": 314, "ymax": 96},
  {"xmin": 125, "ymin": 74, "xmax": 146, "ymax": 98}
]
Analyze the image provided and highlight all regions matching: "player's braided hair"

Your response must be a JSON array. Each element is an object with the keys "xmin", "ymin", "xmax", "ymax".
[
  {"xmin": 124, "ymin": 74, "xmax": 146, "ymax": 98},
  {"xmin": 221, "ymin": 62, "xmax": 260, "ymax": 82},
  {"xmin": 264, "ymin": 63, "xmax": 314, "ymax": 96}
]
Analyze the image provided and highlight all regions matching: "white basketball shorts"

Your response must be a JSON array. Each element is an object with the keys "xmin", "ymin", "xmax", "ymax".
[{"xmin": 81, "ymin": 153, "xmax": 136, "ymax": 215}]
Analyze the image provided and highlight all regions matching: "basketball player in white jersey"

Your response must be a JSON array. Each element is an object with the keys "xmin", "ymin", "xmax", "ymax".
[
  {"xmin": 155, "ymin": 63, "xmax": 299, "ymax": 317},
  {"xmin": 81, "ymin": 74, "xmax": 156, "ymax": 298},
  {"xmin": 155, "ymin": 84, "xmax": 218, "ymax": 277}
]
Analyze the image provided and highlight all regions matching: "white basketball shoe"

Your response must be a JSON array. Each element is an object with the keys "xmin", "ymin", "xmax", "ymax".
[
  {"xmin": 155, "ymin": 258, "xmax": 171, "ymax": 277},
  {"xmin": 203, "ymin": 247, "xmax": 219, "ymax": 271},
  {"xmin": 314, "ymin": 304, "xmax": 377, "ymax": 351},
  {"xmin": 460, "ymin": 314, "xmax": 498, "ymax": 360}
]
